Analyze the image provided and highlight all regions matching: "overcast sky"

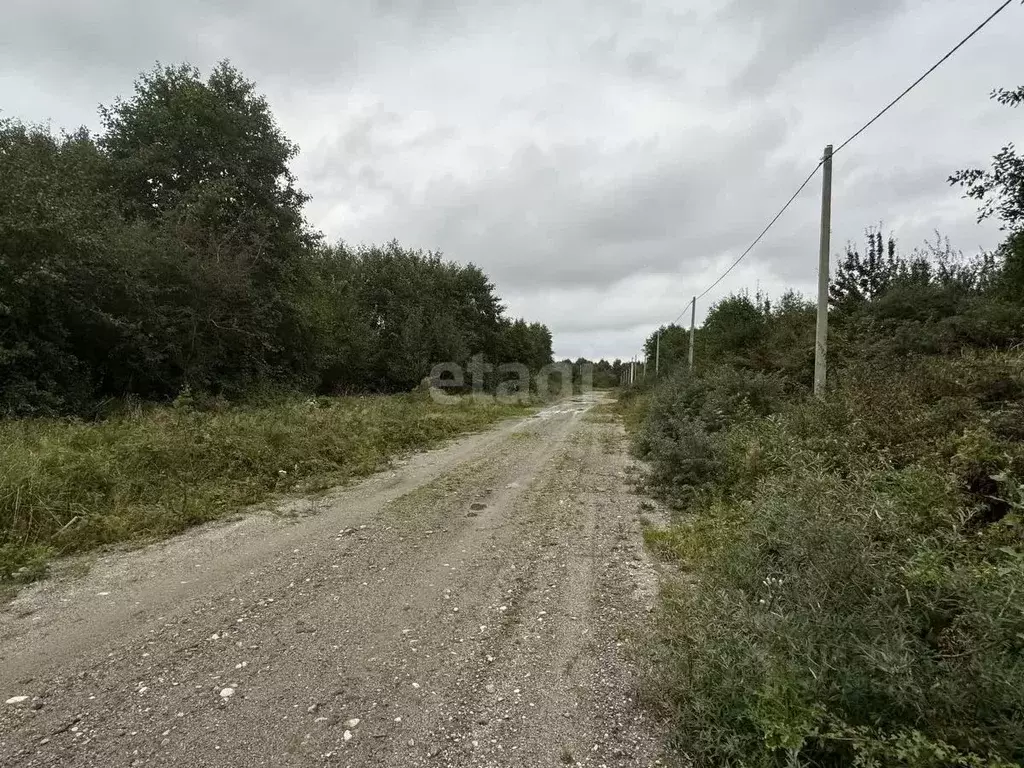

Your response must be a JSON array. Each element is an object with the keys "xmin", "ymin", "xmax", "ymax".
[{"xmin": 2, "ymin": 0, "xmax": 1020, "ymax": 360}]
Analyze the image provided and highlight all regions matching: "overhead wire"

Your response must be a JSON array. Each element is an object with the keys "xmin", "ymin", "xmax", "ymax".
[
  {"xmin": 833, "ymin": 0, "xmax": 1017, "ymax": 157},
  {"xmin": 694, "ymin": 157, "xmax": 825, "ymax": 303},
  {"xmin": 661, "ymin": 0, "xmax": 1018, "ymax": 331}
]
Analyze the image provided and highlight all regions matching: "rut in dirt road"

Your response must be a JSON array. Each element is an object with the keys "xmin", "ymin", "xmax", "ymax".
[{"xmin": 0, "ymin": 393, "xmax": 664, "ymax": 767}]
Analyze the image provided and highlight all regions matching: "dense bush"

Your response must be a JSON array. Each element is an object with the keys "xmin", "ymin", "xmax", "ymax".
[
  {"xmin": 631, "ymin": 86, "xmax": 1024, "ymax": 767},
  {"xmin": 634, "ymin": 366, "xmax": 789, "ymax": 501},
  {"xmin": 638, "ymin": 351, "xmax": 1024, "ymax": 768},
  {"xmin": 651, "ymin": 460, "xmax": 1024, "ymax": 767}
]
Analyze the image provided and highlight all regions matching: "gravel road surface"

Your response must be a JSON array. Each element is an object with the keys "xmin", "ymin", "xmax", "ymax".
[{"xmin": 0, "ymin": 393, "xmax": 663, "ymax": 767}]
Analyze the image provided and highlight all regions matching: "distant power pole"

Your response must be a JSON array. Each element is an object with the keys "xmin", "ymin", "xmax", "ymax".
[
  {"xmin": 655, "ymin": 332, "xmax": 660, "ymax": 377},
  {"xmin": 814, "ymin": 145, "xmax": 834, "ymax": 398},
  {"xmin": 687, "ymin": 296, "xmax": 696, "ymax": 371}
]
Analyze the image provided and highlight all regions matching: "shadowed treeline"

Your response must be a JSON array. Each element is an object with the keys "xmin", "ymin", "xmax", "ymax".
[{"xmin": 0, "ymin": 62, "xmax": 554, "ymax": 417}]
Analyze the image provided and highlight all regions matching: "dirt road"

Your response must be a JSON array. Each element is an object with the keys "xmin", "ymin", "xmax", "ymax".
[{"xmin": 0, "ymin": 393, "xmax": 662, "ymax": 767}]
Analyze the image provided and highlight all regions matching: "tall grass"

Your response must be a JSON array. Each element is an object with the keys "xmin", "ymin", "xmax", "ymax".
[{"xmin": 0, "ymin": 393, "xmax": 530, "ymax": 582}]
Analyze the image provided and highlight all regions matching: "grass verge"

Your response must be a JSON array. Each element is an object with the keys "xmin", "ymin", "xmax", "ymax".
[{"xmin": 0, "ymin": 392, "xmax": 532, "ymax": 583}]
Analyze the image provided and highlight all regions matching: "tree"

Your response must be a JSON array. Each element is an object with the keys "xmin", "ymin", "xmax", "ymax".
[
  {"xmin": 644, "ymin": 324, "xmax": 690, "ymax": 374},
  {"xmin": 100, "ymin": 62, "xmax": 307, "ymax": 233},
  {"xmin": 0, "ymin": 61, "xmax": 557, "ymax": 413},
  {"xmin": 951, "ymin": 86, "xmax": 1024, "ymax": 298},
  {"xmin": 98, "ymin": 61, "xmax": 318, "ymax": 395},
  {"xmin": 830, "ymin": 229, "xmax": 900, "ymax": 309},
  {"xmin": 698, "ymin": 293, "xmax": 768, "ymax": 369},
  {"xmin": 0, "ymin": 120, "xmax": 157, "ymax": 413},
  {"xmin": 950, "ymin": 87, "xmax": 1024, "ymax": 233}
]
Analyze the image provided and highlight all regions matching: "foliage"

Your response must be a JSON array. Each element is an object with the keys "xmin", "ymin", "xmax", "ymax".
[
  {"xmin": 0, "ymin": 60, "xmax": 558, "ymax": 577},
  {"xmin": 639, "ymin": 352, "xmax": 1024, "ymax": 767},
  {"xmin": 0, "ymin": 62, "xmax": 554, "ymax": 417},
  {"xmin": 644, "ymin": 324, "xmax": 691, "ymax": 374},
  {"xmin": 950, "ymin": 87, "xmax": 1024, "ymax": 301},
  {"xmin": 950, "ymin": 87, "xmax": 1024, "ymax": 233},
  {"xmin": 830, "ymin": 229, "xmax": 901, "ymax": 308},
  {"xmin": 587, "ymin": 358, "xmax": 624, "ymax": 388},
  {"xmin": 99, "ymin": 62, "xmax": 307, "ymax": 228},
  {"xmin": 300, "ymin": 241, "xmax": 552, "ymax": 394}
]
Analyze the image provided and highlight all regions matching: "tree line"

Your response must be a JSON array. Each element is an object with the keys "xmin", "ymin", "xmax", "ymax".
[
  {"xmin": 644, "ymin": 223, "xmax": 1022, "ymax": 385},
  {"xmin": 0, "ymin": 62, "xmax": 554, "ymax": 417}
]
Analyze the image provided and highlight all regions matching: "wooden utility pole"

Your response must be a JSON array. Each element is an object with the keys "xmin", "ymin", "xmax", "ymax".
[
  {"xmin": 687, "ymin": 296, "xmax": 696, "ymax": 371},
  {"xmin": 814, "ymin": 145, "xmax": 833, "ymax": 398},
  {"xmin": 655, "ymin": 332, "xmax": 660, "ymax": 377}
]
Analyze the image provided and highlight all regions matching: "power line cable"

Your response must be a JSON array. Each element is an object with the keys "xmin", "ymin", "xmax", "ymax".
[
  {"xmin": 833, "ymin": 0, "xmax": 1017, "ymax": 156},
  {"xmin": 665, "ymin": 0, "xmax": 1017, "ymax": 328},
  {"xmin": 662, "ymin": 159, "xmax": 826, "ymax": 328},
  {"xmin": 694, "ymin": 158, "xmax": 825, "ymax": 303}
]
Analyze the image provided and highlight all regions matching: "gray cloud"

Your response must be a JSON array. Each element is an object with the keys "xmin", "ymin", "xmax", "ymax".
[
  {"xmin": 719, "ymin": 0, "xmax": 913, "ymax": 95},
  {"xmin": 1, "ymin": 0, "xmax": 1018, "ymax": 360},
  {"xmin": 312, "ymin": 109, "xmax": 796, "ymax": 292}
]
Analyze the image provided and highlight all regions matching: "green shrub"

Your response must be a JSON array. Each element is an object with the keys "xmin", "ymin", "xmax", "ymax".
[
  {"xmin": 626, "ymin": 122, "xmax": 1024, "ymax": 763},
  {"xmin": 647, "ymin": 465, "xmax": 1024, "ymax": 767},
  {"xmin": 632, "ymin": 350, "xmax": 1024, "ymax": 767},
  {"xmin": 633, "ymin": 366, "xmax": 790, "ymax": 506},
  {"xmin": 642, "ymin": 416, "xmax": 724, "ymax": 504},
  {"xmin": 0, "ymin": 543, "xmax": 52, "ymax": 583}
]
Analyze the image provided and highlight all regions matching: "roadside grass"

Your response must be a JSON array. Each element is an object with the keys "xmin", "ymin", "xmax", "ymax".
[
  {"xmin": 612, "ymin": 385, "xmax": 652, "ymax": 435},
  {"xmin": 582, "ymin": 401, "xmax": 618, "ymax": 423},
  {"xmin": 0, "ymin": 393, "xmax": 532, "ymax": 583},
  {"xmin": 622, "ymin": 351, "xmax": 1024, "ymax": 767}
]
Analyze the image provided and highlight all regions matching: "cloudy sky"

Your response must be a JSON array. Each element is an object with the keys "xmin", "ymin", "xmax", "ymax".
[{"xmin": 2, "ymin": 0, "xmax": 1020, "ymax": 360}]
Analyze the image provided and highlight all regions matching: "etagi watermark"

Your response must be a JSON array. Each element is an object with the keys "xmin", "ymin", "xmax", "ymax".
[{"xmin": 426, "ymin": 359, "xmax": 593, "ymax": 405}]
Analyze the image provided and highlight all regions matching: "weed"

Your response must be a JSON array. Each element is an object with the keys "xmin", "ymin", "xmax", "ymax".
[
  {"xmin": 629, "ymin": 351, "xmax": 1024, "ymax": 767},
  {"xmin": 0, "ymin": 394, "xmax": 531, "ymax": 580}
]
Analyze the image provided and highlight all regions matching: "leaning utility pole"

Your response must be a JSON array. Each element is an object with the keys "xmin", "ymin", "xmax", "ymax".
[
  {"xmin": 814, "ymin": 145, "xmax": 833, "ymax": 398},
  {"xmin": 687, "ymin": 296, "xmax": 696, "ymax": 371}
]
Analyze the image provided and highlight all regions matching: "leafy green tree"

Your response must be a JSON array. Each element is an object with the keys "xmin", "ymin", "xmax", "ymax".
[
  {"xmin": 830, "ymin": 229, "xmax": 900, "ymax": 309},
  {"xmin": 950, "ymin": 87, "xmax": 1024, "ymax": 233},
  {"xmin": 698, "ymin": 293, "xmax": 768, "ymax": 369},
  {"xmin": 498, "ymin": 319, "xmax": 552, "ymax": 375},
  {"xmin": 0, "ymin": 121, "xmax": 155, "ymax": 413},
  {"xmin": 0, "ymin": 61, "xmax": 556, "ymax": 413},
  {"xmin": 762, "ymin": 291, "xmax": 816, "ymax": 383},
  {"xmin": 589, "ymin": 359, "xmax": 620, "ymax": 388},
  {"xmin": 951, "ymin": 86, "xmax": 1024, "ymax": 297},
  {"xmin": 100, "ymin": 62, "xmax": 307, "ymax": 233},
  {"xmin": 644, "ymin": 324, "xmax": 690, "ymax": 375},
  {"xmin": 98, "ymin": 61, "xmax": 318, "ymax": 395}
]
